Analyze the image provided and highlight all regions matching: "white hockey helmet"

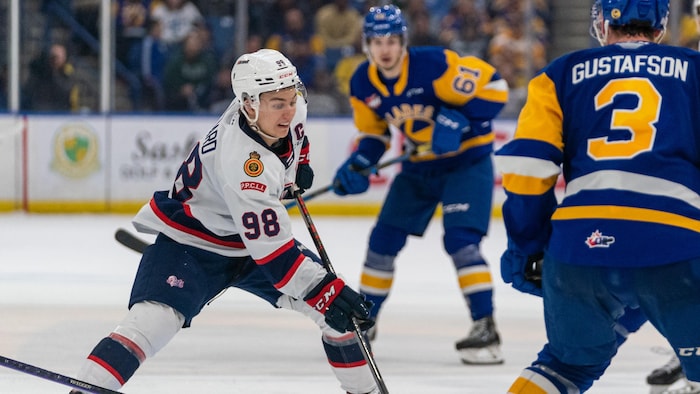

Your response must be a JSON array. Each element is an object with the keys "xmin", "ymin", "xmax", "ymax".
[{"xmin": 231, "ymin": 49, "xmax": 301, "ymax": 122}]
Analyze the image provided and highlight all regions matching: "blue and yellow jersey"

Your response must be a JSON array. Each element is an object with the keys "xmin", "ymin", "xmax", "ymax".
[
  {"xmin": 496, "ymin": 42, "xmax": 700, "ymax": 267},
  {"xmin": 349, "ymin": 46, "xmax": 508, "ymax": 166}
]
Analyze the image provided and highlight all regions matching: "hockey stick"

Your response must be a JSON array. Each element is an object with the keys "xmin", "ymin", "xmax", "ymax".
[
  {"xmin": 115, "ymin": 228, "xmax": 150, "ymax": 254},
  {"xmin": 0, "ymin": 355, "xmax": 123, "ymax": 393},
  {"xmin": 292, "ymin": 188, "xmax": 390, "ymax": 394},
  {"xmin": 283, "ymin": 149, "xmax": 415, "ymax": 210}
]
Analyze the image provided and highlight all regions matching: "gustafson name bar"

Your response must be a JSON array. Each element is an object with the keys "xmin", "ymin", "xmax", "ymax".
[{"xmin": 572, "ymin": 54, "xmax": 688, "ymax": 84}]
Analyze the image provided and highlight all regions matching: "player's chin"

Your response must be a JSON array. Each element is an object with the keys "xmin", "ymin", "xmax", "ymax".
[{"xmin": 268, "ymin": 126, "xmax": 288, "ymax": 138}]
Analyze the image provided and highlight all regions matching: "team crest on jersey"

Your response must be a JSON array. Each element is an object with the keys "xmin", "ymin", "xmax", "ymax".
[
  {"xmin": 585, "ymin": 230, "xmax": 615, "ymax": 248},
  {"xmin": 386, "ymin": 104, "xmax": 435, "ymax": 143},
  {"xmin": 244, "ymin": 151, "xmax": 264, "ymax": 177},
  {"xmin": 365, "ymin": 94, "xmax": 381, "ymax": 109}
]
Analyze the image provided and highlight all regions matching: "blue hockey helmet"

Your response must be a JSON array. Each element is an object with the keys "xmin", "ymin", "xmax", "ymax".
[
  {"xmin": 591, "ymin": 0, "xmax": 669, "ymax": 45},
  {"xmin": 362, "ymin": 4, "xmax": 408, "ymax": 40}
]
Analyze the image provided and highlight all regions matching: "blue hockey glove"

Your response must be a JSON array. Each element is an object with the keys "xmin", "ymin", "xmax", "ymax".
[
  {"xmin": 304, "ymin": 273, "xmax": 375, "ymax": 332},
  {"xmin": 500, "ymin": 249, "xmax": 544, "ymax": 297},
  {"xmin": 432, "ymin": 107, "xmax": 470, "ymax": 155},
  {"xmin": 332, "ymin": 152, "xmax": 373, "ymax": 196}
]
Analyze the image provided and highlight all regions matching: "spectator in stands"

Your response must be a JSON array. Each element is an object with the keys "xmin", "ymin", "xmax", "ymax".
[
  {"xmin": 333, "ymin": 34, "xmax": 364, "ymax": 98},
  {"xmin": 22, "ymin": 43, "xmax": 80, "ymax": 112},
  {"xmin": 115, "ymin": 0, "xmax": 152, "ymax": 66},
  {"xmin": 439, "ymin": 0, "xmax": 492, "ymax": 57},
  {"xmin": 487, "ymin": 0, "xmax": 551, "ymax": 44},
  {"xmin": 409, "ymin": 9, "xmax": 441, "ymax": 46},
  {"xmin": 129, "ymin": 17, "xmax": 168, "ymax": 112},
  {"xmin": 162, "ymin": 29, "xmax": 217, "ymax": 112},
  {"xmin": 207, "ymin": 63, "xmax": 235, "ymax": 114},
  {"xmin": 265, "ymin": 7, "xmax": 325, "ymax": 90},
  {"xmin": 487, "ymin": 14, "xmax": 547, "ymax": 117},
  {"xmin": 674, "ymin": 4, "xmax": 700, "ymax": 49},
  {"xmin": 261, "ymin": 0, "xmax": 314, "ymax": 40},
  {"xmin": 150, "ymin": 0, "xmax": 203, "ymax": 52},
  {"xmin": 314, "ymin": 0, "xmax": 363, "ymax": 72}
]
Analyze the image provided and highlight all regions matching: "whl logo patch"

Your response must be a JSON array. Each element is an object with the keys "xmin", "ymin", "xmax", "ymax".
[{"xmin": 585, "ymin": 230, "xmax": 615, "ymax": 248}]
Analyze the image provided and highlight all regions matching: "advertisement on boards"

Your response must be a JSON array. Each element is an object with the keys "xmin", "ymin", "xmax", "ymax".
[
  {"xmin": 109, "ymin": 115, "xmax": 206, "ymax": 208},
  {"xmin": 25, "ymin": 116, "xmax": 108, "ymax": 211}
]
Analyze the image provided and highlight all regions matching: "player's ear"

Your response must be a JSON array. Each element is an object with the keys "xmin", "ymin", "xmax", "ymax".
[{"xmin": 241, "ymin": 96, "xmax": 254, "ymax": 114}]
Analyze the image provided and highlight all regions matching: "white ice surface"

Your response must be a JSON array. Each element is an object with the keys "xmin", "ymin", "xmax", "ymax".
[{"xmin": 0, "ymin": 212, "xmax": 672, "ymax": 393}]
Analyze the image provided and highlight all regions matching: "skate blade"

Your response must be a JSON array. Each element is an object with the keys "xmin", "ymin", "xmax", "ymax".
[
  {"xmin": 458, "ymin": 345, "xmax": 504, "ymax": 365},
  {"xmin": 650, "ymin": 385, "xmax": 672, "ymax": 394},
  {"xmin": 659, "ymin": 379, "xmax": 700, "ymax": 394}
]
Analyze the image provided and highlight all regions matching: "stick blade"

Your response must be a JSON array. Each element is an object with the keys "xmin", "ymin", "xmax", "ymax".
[{"xmin": 114, "ymin": 228, "xmax": 150, "ymax": 254}]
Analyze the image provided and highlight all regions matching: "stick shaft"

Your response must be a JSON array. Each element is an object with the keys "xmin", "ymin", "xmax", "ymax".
[
  {"xmin": 284, "ymin": 151, "xmax": 412, "ymax": 210},
  {"xmin": 293, "ymin": 190, "xmax": 390, "ymax": 394},
  {"xmin": 0, "ymin": 355, "xmax": 123, "ymax": 394}
]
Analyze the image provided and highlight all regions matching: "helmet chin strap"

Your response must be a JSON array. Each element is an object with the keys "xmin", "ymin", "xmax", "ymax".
[
  {"xmin": 251, "ymin": 124, "xmax": 281, "ymax": 146},
  {"xmin": 241, "ymin": 102, "xmax": 281, "ymax": 146},
  {"xmin": 593, "ymin": 20, "xmax": 609, "ymax": 46}
]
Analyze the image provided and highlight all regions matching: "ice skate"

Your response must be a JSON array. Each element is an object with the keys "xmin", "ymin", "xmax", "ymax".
[
  {"xmin": 661, "ymin": 379, "xmax": 700, "ymax": 394},
  {"xmin": 455, "ymin": 316, "xmax": 503, "ymax": 364},
  {"xmin": 648, "ymin": 355, "xmax": 685, "ymax": 394}
]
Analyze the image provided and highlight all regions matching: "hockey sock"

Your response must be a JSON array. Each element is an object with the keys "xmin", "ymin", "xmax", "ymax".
[
  {"xmin": 359, "ymin": 250, "xmax": 396, "ymax": 319},
  {"xmin": 450, "ymin": 244, "xmax": 494, "ymax": 320},
  {"xmin": 322, "ymin": 334, "xmax": 367, "ymax": 368},
  {"xmin": 508, "ymin": 364, "xmax": 580, "ymax": 394},
  {"xmin": 85, "ymin": 335, "xmax": 142, "ymax": 386},
  {"xmin": 322, "ymin": 333, "xmax": 376, "ymax": 394}
]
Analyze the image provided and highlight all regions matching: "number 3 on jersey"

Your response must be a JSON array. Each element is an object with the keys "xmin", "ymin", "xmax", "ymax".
[{"xmin": 588, "ymin": 77, "xmax": 661, "ymax": 160}]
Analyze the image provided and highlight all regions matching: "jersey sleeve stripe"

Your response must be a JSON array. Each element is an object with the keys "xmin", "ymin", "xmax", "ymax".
[
  {"xmin": 273, "ymin": 253, "xmax": 306, "ymax": 289},
  {"xmin": 149, "ymin": 196, "xmax": 245, "ymax": 248},
  {"xmin": 496, "ymin": 155, "xmax": 562, "ymax": 178},
  {"xmin": 475, "ymin": 79, "xmax": 509, "ymax": 103},
  {"xmin": 502, "ymin": 173, "xmax": 559, "ymax": 196},
  {"xmin": 255, "ymin": 238, "xmax": 296, "ymax": 265}
]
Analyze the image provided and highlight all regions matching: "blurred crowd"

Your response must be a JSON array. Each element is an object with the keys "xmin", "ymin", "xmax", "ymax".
[{"xmin": 13, "ymin": 0, "xmax": 700, "ymax": 116}]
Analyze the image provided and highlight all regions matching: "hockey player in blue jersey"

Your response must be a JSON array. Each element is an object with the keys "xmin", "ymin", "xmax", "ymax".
[
  {"xmin": 644, "ymin": 1, "xmax": 700, "ymax": 393},
  {"xmin": 497, "ymin": 0, "xmax": 700, "ymax": 392},
  {"xmin": 331, "ymin": 4, "xmax": 509, "ymax": 364},
  {"xmin": 69, "ymin": 49, "xmax": 379, "ymax": 394}
]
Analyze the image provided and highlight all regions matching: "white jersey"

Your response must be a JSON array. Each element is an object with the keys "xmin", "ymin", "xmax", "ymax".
[{"xmin": 133, "ymin": 97, "xmax": 327, "ymax": 299}]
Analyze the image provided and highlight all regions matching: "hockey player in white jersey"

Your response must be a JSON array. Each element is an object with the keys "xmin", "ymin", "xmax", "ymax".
[{"xmin": 69, "ymin": 49, "xmax": 378, "ymax": 394}]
